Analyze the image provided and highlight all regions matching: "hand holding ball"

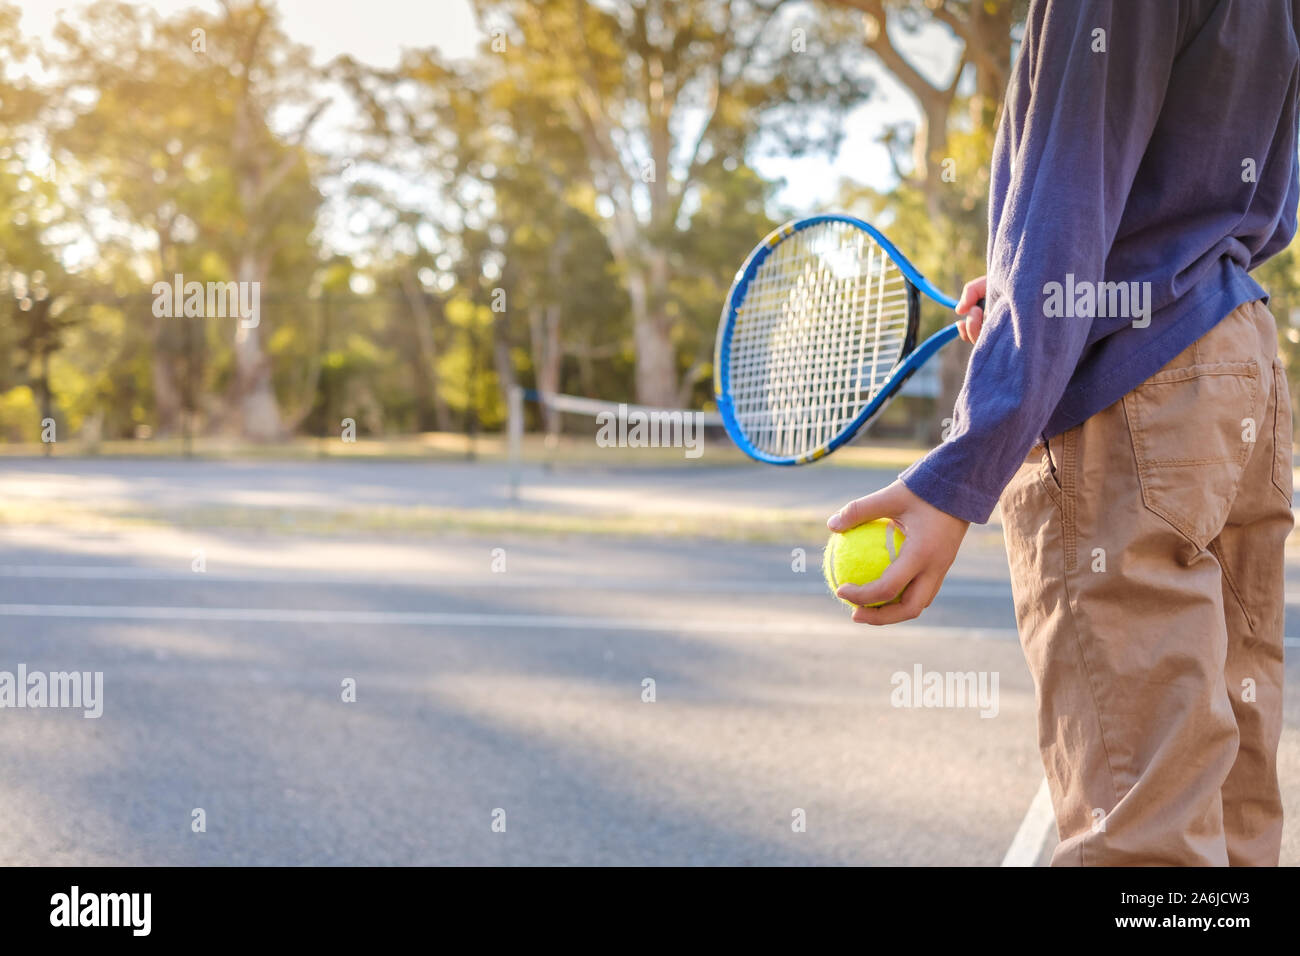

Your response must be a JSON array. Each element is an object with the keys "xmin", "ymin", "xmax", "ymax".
[{"xmin": 822, "ymin": 518, "xmax": 906, "ymax": 607}]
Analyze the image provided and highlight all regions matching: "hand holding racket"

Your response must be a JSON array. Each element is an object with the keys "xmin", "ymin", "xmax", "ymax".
[
  {"xmin": 713, "ymin": 214, "xmax": 975, "ymax": 622},
  {"xmin": 713, "ymin": 214, "xmax": 981, "ymax": 464}
]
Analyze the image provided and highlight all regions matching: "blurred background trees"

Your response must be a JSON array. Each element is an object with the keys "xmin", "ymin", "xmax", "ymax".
[{"xmin": 1, "ymin": 0, "xmax": 1296, "ymax": 446}]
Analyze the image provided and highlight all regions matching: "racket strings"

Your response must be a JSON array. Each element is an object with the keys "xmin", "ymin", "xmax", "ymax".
[{"xmin": 727, "ymin": 221, "xmax": 911, "ymax": 458}]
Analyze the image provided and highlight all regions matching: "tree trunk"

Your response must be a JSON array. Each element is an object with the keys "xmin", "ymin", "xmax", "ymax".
[
  {"xmin": 232, "ymin": 250, "xmax": 283, "ymax": 440},
  {"xmin": 151, "ymin": 318, "xmax": 183, "ymax": 438},
  {"xmin": 969, "ymin": 2, "xmax": 1014, "ymax": 131},
  {"xmin": 152, "ymin": 227, "xmax": 182, "ymax": 437},
  {"xmin": 491, "ymin": 309, "xmax": 517, "ymax": 428},
  {"xmin": 918, "ymin": 98, "xmax": 950, "ymax": 221},
  {"xmin": 527, "ymin": 304, "xmax": 564, "ymax": 435},
  {"xmin": 399, "ymin": 271, "xmax": 452, "ymax": 431},
  {"xmin": 627, "ymin": 255, "xmax": 678, "ymax": 408}
]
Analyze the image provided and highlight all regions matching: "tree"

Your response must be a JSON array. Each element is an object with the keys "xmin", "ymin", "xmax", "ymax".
[
  {"xmin": 831, "ymin": 0, "xmax": 1026, "ymax": 439},
  {"xmin": 207, "ymin": 0, "xmax": 328, "ymax": 439},
  {"xmin": 50, "ymin": 0, "xmax": 327, "ymax": 440},
  {"xmin": 474, "ymin": 0, "xmax": 872, "ymax": 407},
  {"xmin": 49, "ymin": 1, "xmax": 217, "ymax": 436},
  {"xmin": 831, "ymin": 0, "xmax": 1019, "ymax": 215},
  {"xmin": 335, "ymin": 46, "xmax": 627, "ymax": 434},
  {"xmin": 485, "ymin": 71, "xmax": 631, "ymax": 430},
  {"xmin": 333, "ymin": 50, "xmax": 478, "ymax": 432},
  {"xmin": 0, "ymin": 1, "xmax": 76, "ymax": 448}
]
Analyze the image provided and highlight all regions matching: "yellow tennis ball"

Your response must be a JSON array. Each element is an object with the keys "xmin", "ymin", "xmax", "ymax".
[{"xmin": 822, "ymin": 518, "xmax": 906, "ymax": 608}]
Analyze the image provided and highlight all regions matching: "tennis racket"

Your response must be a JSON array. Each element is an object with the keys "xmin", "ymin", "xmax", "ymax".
[{"xmin": 714, "ymin": 214, "xmax": 975, "ymax": 465}]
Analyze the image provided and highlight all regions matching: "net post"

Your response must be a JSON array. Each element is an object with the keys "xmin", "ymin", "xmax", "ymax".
[{"xmin": 507, "ymin": 384, "xmax": 524, "ymax": 501}]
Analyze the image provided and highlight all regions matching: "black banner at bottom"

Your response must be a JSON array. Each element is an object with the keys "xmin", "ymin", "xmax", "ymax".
[{"xmin": 0, "ymin": 865, "xmax": 1286, "ymax": 942}]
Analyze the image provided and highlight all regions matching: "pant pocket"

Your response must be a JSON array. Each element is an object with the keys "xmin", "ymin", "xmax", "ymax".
[
  {"xmin": 1037, "ymin": 440, "xmax": 1064, "ymax": 508},
  {"xmin": 1272, "ymin": 359, "xmax": 1294, "ymax": 505},
  {"xmin": 1123, "ymin": 360, "xmax": 1261, "ymax": 549}
]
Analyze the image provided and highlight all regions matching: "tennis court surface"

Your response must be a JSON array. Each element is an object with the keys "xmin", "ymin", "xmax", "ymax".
[{"xmin": 0, "ymin": 456, "xmax": 1296, "ymax": 865}]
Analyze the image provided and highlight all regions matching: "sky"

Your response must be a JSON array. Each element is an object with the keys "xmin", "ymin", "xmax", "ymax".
[
  {"xmin": 11, "ymin": 0, "xmax": 949, "ymax": 213},
  {"xmin": 14, "ymin": 0, "xmax": 482, "ymax": 69}
]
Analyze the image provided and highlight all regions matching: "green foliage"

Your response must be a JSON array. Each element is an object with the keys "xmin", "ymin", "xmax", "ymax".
[
  {"xmin": 0, "ymin": 385, "xmax": 39, "ymax": 441},
  {"xmin": 1255, "ymin": 246, "xmax": 1300, "ymax": 412},
  {"xmin": 0, "ymin": 0, "xmax": 1294, "ymax": 445}
]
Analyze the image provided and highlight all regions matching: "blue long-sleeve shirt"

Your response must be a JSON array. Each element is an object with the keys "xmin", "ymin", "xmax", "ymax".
[{"xmin": 901, "ymin": 0, "xmax": 1300, "ymax": 523}]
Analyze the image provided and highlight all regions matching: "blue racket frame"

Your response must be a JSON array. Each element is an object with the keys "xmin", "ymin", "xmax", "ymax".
[{"xmin": 714, "ymin": 214, "xmax": 961, "ymax": 465}]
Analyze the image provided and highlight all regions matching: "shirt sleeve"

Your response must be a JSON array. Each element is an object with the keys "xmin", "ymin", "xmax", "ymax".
[{"xmin": 899, "ymin": 0, "xmax": 1180, "ymax": 523}]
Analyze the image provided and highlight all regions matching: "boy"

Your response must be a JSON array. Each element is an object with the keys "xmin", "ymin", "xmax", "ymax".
[{"xmin": 828, "ymin": 0, "xmax": 1300, "ymax": 865}]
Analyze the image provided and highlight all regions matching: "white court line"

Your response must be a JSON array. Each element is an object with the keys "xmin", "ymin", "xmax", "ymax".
[
  {"xmin": 0, "ymin": 566, "xmax": 834, "ymax": 595},
  {"xmin": 0, "ymin": 565, "xmax": 1010, "ymax": 596},
  {"xmin": 0, "ymin": 603, "xmax": 1298, "ymax": 645},
  {"xmin": 1001, "ymin": 776, "xmax": 1055, "ymax": 867},
  {"xmin": 18, "ymin": 565, "xmax": 1300, "ymax": 608},
  {"xmin": 15, "ymin": 564, "xmax": 1300, "ymax": 609},
  {"xmin": 0, "ymin": 602, "xmax": 1023, "ymax": 638}
]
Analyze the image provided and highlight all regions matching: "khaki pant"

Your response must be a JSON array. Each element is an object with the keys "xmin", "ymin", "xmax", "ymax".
[{"xmin": 1001, "ymin": 300, "xmax": 1292, "ymax": 866}]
